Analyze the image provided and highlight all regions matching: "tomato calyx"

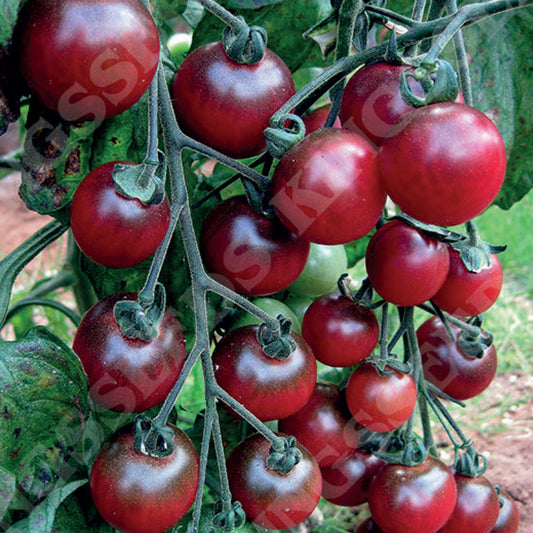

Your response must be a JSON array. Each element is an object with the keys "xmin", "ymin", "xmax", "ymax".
[
  {"xmin": 399, "ymin": 58, "xmax": 459, "ymax": 107},
  {"xmin": 223, "ymin": 17, "xmax": 267, "ymax": 64},
  {"xmin": 266, "ymin": 435, "xmax": 303, "ymax": 474},
  {"xmin": 374, "ymin": 431, "xmax": 428, "ymax": 467},
  {"xmin": 391, "ymin": 213, "xmax": 462, "ymax": 242},
  {"xmin": 264, "ymin": 113, "xmax": 306, "ymax": 159},
  {"xmin": 453, "ymin": 444, "xmax": 489, "ymax": 477},
  {"xmin": 338, "ymin": 274, "xmax": 378, "ymax": 309},
  {"xmin": 133, "ymin": 414, "xmax": 175, "ymax": 458},
  {"xmin": 257, "ymin": 314, "xmax": 297, "ymax": 359},
  {"xmin": 113, "ymin": 283, "xmax": 166, "ymax": 341},
  {"xmin": 456, "ymin": 316, "xmax": 494, "ymax": 358},
  {"xmin": 212, "ymin": 500, "xmax": 246, "ymax": 532},
  {"xmin": 112, "ymin": 152, "xmax": 167, "ymax": 205}
]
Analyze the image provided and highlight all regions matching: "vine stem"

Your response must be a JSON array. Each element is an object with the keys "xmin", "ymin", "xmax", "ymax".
[{"xmin": 196, "ymin": 0, "xmax": 249, "ymax": 34}]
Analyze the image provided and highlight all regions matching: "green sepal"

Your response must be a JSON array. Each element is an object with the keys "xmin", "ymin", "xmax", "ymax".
[
  {"xmin": 453, "ymin": 445, "xmax": 488, "ymax": 477},
  {"xmin": 264, "ymin": 113, "xmax": 305, "ymax": 159},
  {"xmin": 266, "ymin": 436, "xmax": 302, "ymax": 474},
  {"xmin": 133, "ymin": 415, "xmax": 175, "ymax": 459}
]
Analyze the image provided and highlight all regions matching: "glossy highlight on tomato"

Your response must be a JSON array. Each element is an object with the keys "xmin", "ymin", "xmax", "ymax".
[
  {"xmin": 378, "ymin": 103, "xmax": 507, "ymax": 226},
  {"xmin": 90, "ymin": 425, "xmax": 199, "ymax": 533},
  {"xmin": 172, "ymin": 41, "xmax": 295, "ymax": 158},
  {"xmin": 368, "ymin": 455, "xmax": 457, "ymax": 533},
  {"xmin": 365, "ymin": 220, "xmax": 450, "ymax": 306},
  {"xmin": 18, "ymin": 0, "xmax": 160, "ymax": 121},
  {"xmin": 226, "ymin": 433, "xmax": 322, "ymax": 529},
  {"xmin": 200, "ymin": 195, "xmax": 310, "ymax": 296},
  {"xmin": 71, "ymin": 161, "xmax": 171, "ymax": 269},
  {"xmin": 345, "ymin": 363, "xmax": 417, "ymax": 432},
  {"xmin": 278, "ymin": 382, "xmax": 360, "ymax": 467},
  {"xmin": 270, "ymin": 128, "xmax": 385, "ymax": 245},
  {"xmin": 212, "ymin": 325, "xmax": 317, "ymax": 421},
  {"xmin": 417, "ymin": 316, "xmax": 497, "ymax": 401},
  {"xmin": 73, "ymin": 293, "xmax": 186, "ymax": 412}
]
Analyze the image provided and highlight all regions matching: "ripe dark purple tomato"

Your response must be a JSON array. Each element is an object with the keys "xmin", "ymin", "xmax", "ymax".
[
  {"xmin": 226, "ymin": 433, "xmax": 322, "ymax": 530},
  {"xmin": 417, "ymin": 316, "xmax": 497, "ymax": 401},
  {"xmin": 90, "ymin": 425, "xmax": 199, "ymax": 533},
  {"xmin": 212, "ymin": 325, "xmax": 317, "ymax": 421},
  {"xmin": 491, "ymin": 489, "xmax": 520, "ymax": 533},
  {"xmin": 278, "ymin": 382, "xmax": 360, "ymax": 467},
  {"xmin": 356, "ymin": 518, "xmax": 385, "ymax": 533},
  {"xmin": 439, "ymin": 473, "xmax": 500, "ymax": 533},
  {"xmin": 368, "ymin": 455, "xmax": 457, "ymax": 533},
  {"xmin": 71, "ymin": 161, "xmax": 171, "ymax": 269},
  {"xmin": 321, "ymin": 449, "xmax": 385, "ymax": 506},
  {"xmin": 73, "ymin": 293, "xmax": 186, "ymax": 412},
  {"xmin": 302, "ymin": 292, "xmax": 379, "ymax": 367},
  {"xmin": 18, "ymin": 0, "xmax": 160, "ymax": 121},
  {"xmin": 378, "ymin": 103, "xmax": 507, "ymax": 226},
  {"xmin": 200, "ymin": 195, "xmax": 310, "ymax": 296},
  {"xmin": 172, "ymin": 41, "xmax": 295, "ymax": 158},
  {"xmin": 270, "ymin": 128, "xmax": 385, "ymax": 245},
  {"xmin": 431, "ymin": 249, "xmax": 503, "ymax": 317},
  {"xmin": 302, "ymin": 104, "xmax": 341, "ymax": 134},
  {"xmin": 365, "ymin": 220, "xmax": 450, "ymax": 306}
]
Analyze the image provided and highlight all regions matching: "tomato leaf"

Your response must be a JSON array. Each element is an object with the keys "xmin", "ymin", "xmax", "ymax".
[
  {"xmin": 0, "ymin": 467, "xmax": 16, "ymax": 522},
  {"xmin": 0, "ymin": 327, "xmax": 89, "ymax": 504},
  {"xmin": 462, "ymin": 11, "xmax": 533, "ymax": 209},
  {"xmin": 6, "ymin": 479, "xmax": 87, "ymax": 533}
]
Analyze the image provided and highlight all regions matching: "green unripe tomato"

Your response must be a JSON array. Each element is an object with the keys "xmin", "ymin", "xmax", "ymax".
[
  {"xmin": 231, "ymin": 298, "xmax": 301, "ymax": 334},
  {"xmin": 288, "ymin": 243, "xmax": 348, "ymax": 298},
  {"xmin": 167, "ymin": 32, "xmax": 192, "ymax": 64}
]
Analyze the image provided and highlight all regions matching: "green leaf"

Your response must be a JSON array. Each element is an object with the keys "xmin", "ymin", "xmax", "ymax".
[
  {"xmin": 7, "ymin": 479, "xmax": 87, "ymax": 533},
  {"xmin": 0, "ymin": 467, "xmax": 16, "ymax": 521},
  {"xmin": 0, "ymin": 327, "xmax": 90, "ymax": 503},
  {"xmin": 225, "ymin": 0, "xmax": 284, "ymax": 7},
  {"xmin": 0, "ymin": 0, "xmax": 22, "ymax": 48},
  {"xmin": 462, "ymin": 10, "xmax": 533, "ymax": 209}
]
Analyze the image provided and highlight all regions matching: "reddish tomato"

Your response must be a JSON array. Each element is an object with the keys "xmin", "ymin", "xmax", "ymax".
[
  {"xmin": 321, "ymin": 449, "xmax": 385, "ymax": 506},
  {"xmin": 356, "ymin": 518, "xmax": 385, "ymax": 533},
  {"xmin": 368, "ymin": 455, "xmax": 457, "ymax": 533},
  {"xmin": 73, "ymin": 293, "xmax": 186, "ymax": 412},
  {"xmin": 71, "ymin": 161, "xmax": 171, "ymax": 269},
  {"xmin": 417, "ymin": 316, "xmax": 497, "ymax": 401},
  {"xmin": 345, "ymin": 364, "xmax": 417, "ymax": 432},
  {"xmin": 365, "ymin": 220, "xmax": 450, "ymax": 307},
  {"xmin": 339, "ymin": 62, "xmax": 463, "ymax": 146},
  {"xmin": 270, "ymin": 128, "xmax": 385, "ymax": 245},
  {"xmin": 172, "ymin": 41, "xmax": 295, "ymax": 158},
  {"xmin": 278, "ymin": 382, "xmax": 360, "ymax": 467},
  {"xmin": 378, "ymin": 103, "xmax": 506, "ymax": 226},
  {"xmin": 90, "ymin": 425, "xmax": 199, "ymax": 533},
  {"xmin": 200, "ymin": 195, "xmax": 310, "ymax": 296},
  {"xmin": 491, "ymin": 489, "xmax": 520, "ymax": 533},
  {"xmin": 432, "ymin": 249, "xmax": 503, "ymax": 317},
  {"xmin": 439, "ymin": 473, "xmax": 500, "ymax": 533},
  {"xmin": 302, "ymin": 104, "xmax": 341, "ymax": 134},
  {"xmin": 212, "ymin": 325, "xmax": 316, "ymax": 421},
  {"xmin": 302, "ymin": 292, "xmax": 379, "ymax": 367},
  {"xmin": 18, "ymin": 0, "xmax": 159, "ymax": 121},
  {"xmin": 226, "ymin": 433, "xmax": 322, "ymax": 529}
]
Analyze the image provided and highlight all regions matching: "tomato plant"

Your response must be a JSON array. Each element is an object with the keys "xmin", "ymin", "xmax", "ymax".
[
  {"xmin": 71, "ymin": 161, "xmax": 171, "ymax": 269},
  {"xmin": 17, "ymin": 0, "xmax": 160, "ymax": 121},
  {"xmin": 172, "ymin": 41, "xmax": 295, "ymax": 158},
  {"xmin": 73, "ymin": 293, "xmax": 186, "ymax": 412},
  {"xmin": 90, "ymin": 424, "xmax": 199, "ymax": 533}
]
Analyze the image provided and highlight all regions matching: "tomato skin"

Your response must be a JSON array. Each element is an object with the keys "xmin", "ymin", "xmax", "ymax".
[
  {"xmin": 71, "ymin": 161, "xmax": 171, "ymax": 269},
  {"xmin": 321, "ymin": 449, "xmax": 385, "ymax": 506},
  {"xmin": 90, "ymin": 425, "xmax": 199, "ymax": 533},
  {"xmin": 302, "ymin": 293, "xmax": 379, "ymax": 367},
  {"xmin": 491, "ymin": 489, "xmax": 520, "ymax": 533},
  {"xmin": 212, "ymin": 325, "xmax": 317, "ymax": 421},
  {"xmin": 18, "ymin": 0, "xmax": 159, "ymax": 121},
  {"xmin": 345, "ymin": 364, "xmax": 417, "ymax": 432},
  {"xmin": 303, "ymin": 104, "xmax": 342, "ymax": 134},
  {"xmin": 73, "ymin": 293, "xmax": 186, "ymax": 412},
  {"xmin": 417, "ymin": 316, "xmax": 497, "ymax": 401},
  {"xmin": 278, "ymin": 382, "xmax": 360, "ymax": 467},
  {"xmin": 270, "ymin": 128, "xmax": 385, "ymax": 245},
  {"xmin": 365, "ymin": 220, "xmax": 450, "ymax": 307},
  {"xmin": 439, "ymin": 473, "xmax": 500, "ymax": 533},
  {"xmin": 368, "ymin": 455, "xmax": 457, "ymax": 533},
  {"xmin": 200, "ymin": 195, "xmax": 310, "ymax": 296},
  {"xmin": 172, "ymin": 41, "xmax": 295, "ymax": 158},
  {"xmin": 226, "ymin": 433, "xmax": 322, "ymax": 530},
  {"xmin": 378, "ymin": 103, "xmax": 506, "ymax": 226},
  {"xmin": 431, "ymin": 249, "xmax": 503, "ymax": 317},
  {"xmin": 356, "ymin": 518, "xmax": 385, "ymax": 533}
]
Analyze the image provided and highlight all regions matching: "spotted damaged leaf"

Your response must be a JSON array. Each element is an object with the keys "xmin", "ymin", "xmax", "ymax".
[{"xmin": 0, "ymin": 327, "xmax": 89, "ymax": 508}]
